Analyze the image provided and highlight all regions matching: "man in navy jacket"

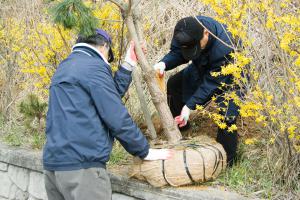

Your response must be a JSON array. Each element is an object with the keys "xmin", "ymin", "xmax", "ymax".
[
  {"xmin": 43, "ymin": 29, "xmax": 172, "ymax": 200},
  {"xmin": 154, "ymin": 16, "xmax": 241, "ymax": 166}
]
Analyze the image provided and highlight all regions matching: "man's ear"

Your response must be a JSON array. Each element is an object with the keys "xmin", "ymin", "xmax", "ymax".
[
  {"xmin": 97, "ymin": 45, "xmax": 109, "ymax": 58},
  {"xmin": 204, "ymin": 29, "xmax": 209, "ymax": 37}
]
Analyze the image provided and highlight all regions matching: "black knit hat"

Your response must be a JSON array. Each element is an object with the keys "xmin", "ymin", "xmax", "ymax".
[{"xmin": 174, "ymin": 17, "xmax": 204, "ymax": 60}]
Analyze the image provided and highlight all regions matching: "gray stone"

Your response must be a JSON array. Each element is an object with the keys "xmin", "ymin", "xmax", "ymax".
[
  {"xmin": 0, "ymin": 171, "xmax": 13, "ymax": 198},
  {"xmin": 0, "ymin": 197, "xmax": 8, "ymax": 200},
  {"xmin": 8, "ymin": 183, "xmax": 29, "ymax": 200},
  {"xmin": 8, "ymin": 184, "xmax": 17, "ymax": 199},
  {"xmin": 110, "ymin": 174, "xmax": 250, "ymax": 200},
  {"xmin": 8, "ymin": 165, "xmax": 29, "ymax": 191},
  {"xmin": 15, "ymin": 189, "xmax": 29, "ymax": 200},
  {"xmin": 8, "ymin": 184, "xmax": 29, "ymax": 200},
  {"xmin": 0, "ymin": 162, "xmax": 8, "ymax": 172},
  {"xmin": 28, "ymin": 171, "xmax": 47, "ymax": 200},
  {"xmin": 0, "ymin": 143, "xmax": 43, "ymax": 172},
  {"xmin": 112, "ymin": 193, "xmax": 137, "ymax": 200},
  {"xmin": 27, "ymin": 196, "xmax": 38, "ymax": 200}
]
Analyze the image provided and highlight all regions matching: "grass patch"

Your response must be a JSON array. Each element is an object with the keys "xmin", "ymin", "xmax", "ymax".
[
  {"xmin": 108, "ymin": 141, "xmax": 130, "ymax": 166},
  {"xmin": 2, "ymin": 130, "xmax": 46, "ymax": 149},
  {"xmin": 3, "ymin": 131, "xmax": 24, "ymax": 147},
  {"xmin": 216, "ymin": 158, "xmax": 273, "ymax": 198},
  {"xmin": 1, "ymin": 119, "xmax": 26, "ymax": 147},
  {"xmin": 208, "ymin": 140, "xmax": 277, "ymax": 199},
  {"xmin": 30, "ymin": 131, "xmax": 46, "ymax": 149},
  {"xmin": 0, "ymin": 116, "xmax": 45, "ymax": 149}
]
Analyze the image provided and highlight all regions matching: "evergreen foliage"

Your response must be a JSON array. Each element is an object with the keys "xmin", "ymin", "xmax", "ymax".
[
  {"xmin": 51, "ymin": 0, "xmax": 98, "ymax": 37},
  {"xmin": 19, "ymin": 94, "xmax": 47, "ymax": 131}
]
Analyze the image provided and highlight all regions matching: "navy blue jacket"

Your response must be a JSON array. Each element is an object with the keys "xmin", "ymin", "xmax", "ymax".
[
  {"xmin": 162, "ymin": 16, "xmax": 235, "ymax": 110},
  {"xmin": 43, "ymin": 44, "xmax": 149, "ymax": 171}
]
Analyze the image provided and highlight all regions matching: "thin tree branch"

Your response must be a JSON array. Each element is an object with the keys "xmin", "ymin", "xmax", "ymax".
[{"xmin": 109, "ymin": 0, "xmax": 128, "ymax": 11}]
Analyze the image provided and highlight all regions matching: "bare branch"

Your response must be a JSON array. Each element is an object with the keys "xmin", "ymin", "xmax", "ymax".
[{"xmin": 109, "ymin": 0, "xmax": 128, "ymax": 11}]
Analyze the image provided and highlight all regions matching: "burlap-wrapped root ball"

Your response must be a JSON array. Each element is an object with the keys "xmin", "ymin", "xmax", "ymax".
[{"xmin": 131, "ymin": 143, "xmax": 227, "ymax": 187}]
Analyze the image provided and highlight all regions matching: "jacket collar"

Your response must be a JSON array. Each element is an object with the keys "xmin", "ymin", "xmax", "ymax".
[
  {"xmin": 202, "ymin": 34, "xmax": 214, "ymax": 54},
  {"xmin": 197, "ymin": 17, "xmax": 216, "ymax": 53},
  {"xmin": 72, "ymin": 43, "xmax": 110, "ymax": 66}
]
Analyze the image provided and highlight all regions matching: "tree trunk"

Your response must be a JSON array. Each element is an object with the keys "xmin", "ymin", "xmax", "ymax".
[
  {"xmin": 131, "ymin": 9, "xmax": 157, "ymax": 140},
  {"xmin": 125, "ymin": 15, "xmax": 182, "ymax": 143},
  {"xmin": 110, "ymin": 0, "xmax": 182, "ymax": 143},
  {"xmin": 132, "ymin": 70, "xmax": 157, "ymax": 140}
]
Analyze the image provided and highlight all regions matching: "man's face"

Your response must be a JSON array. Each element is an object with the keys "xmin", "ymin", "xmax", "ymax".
[{"xmin": 200, "ymin": 30, "xmax": 209, "ymax": 49}]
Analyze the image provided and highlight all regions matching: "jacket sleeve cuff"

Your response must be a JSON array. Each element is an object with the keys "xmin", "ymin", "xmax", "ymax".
[
  {"xmin": 186, "ymin": 100, "xmax": 196, "ymax": 110},
  {"xmin": 138, "ymin": 144, "xmax": 150, "ymax": 159},
  {"xmin": 119, "ymin": 63, "xmax": 133, "ymax": 75},
  {"xmin": 160, "ymin": 59, "xmax": 170, "ymax": 71}
]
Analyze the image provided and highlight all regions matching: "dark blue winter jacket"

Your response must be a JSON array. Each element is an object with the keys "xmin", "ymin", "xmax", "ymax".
[
  {"xmin": 43, "ymin": 43, "xmax": 149, "ymax": 171},
  {"xmin": 162, "ymin": 16, "xmax": 236, "ymax": 110}
]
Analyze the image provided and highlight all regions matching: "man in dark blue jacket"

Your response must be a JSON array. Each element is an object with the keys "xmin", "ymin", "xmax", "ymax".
[
  {"xmin": 43, "ymin": 29, "xmax": 172, "ymax": 200},
  {"xmin": 154, "ymin": 16, "xmax": 241, "ymax": 166}
]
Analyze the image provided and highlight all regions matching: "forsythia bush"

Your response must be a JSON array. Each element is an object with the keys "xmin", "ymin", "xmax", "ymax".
[
  {"xmin": 92, "ymin": 2, "xmax": 125, "ymax": 71},
  {"xmin": 0, "ymin": 17, "xmax": 72, "ymax": 97},
  {"xmin": 201, "ymin": 0, "xmax": 299, "ymax": 187},
  {"xmin": 20, "ymin": 22, "xmax": 73, "ymax": 96},
  {"xmin": 0, "ymin": 1, "xmax": 123, "ymax": 98}
]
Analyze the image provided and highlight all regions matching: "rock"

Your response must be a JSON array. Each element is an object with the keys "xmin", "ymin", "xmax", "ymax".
[
  {"xmin": 8, "ymin": 184, "xmax": 17, "ymax": 199},
  {"xmin": 112, "ymin": 193, "xmax": 137, "ymax": 200},
  {"xmin": 0, "ymin": 171, "xmax": 13, "ymax": 198},
  {"xmin": 27, "ymin": 196, "xmax": 39, "ymax": 200},
  {"xmin": 15, "ymin": 188, "xmax": 29, "ymax": 200},
  {"xmin": 28, "ymin": 171, "xmax": 47, "ymax": 200},
  {"xmin": 0, "ymin": 143, "xmax": 43, "ymax": 172},
  {"xmin": 110, "ymin": 173, "xmax": 250, "ymax": 200},
  {"xmin": 8, "ymin": 165, "xmax": 29, "ymax": 191},
  {"xmin": 0, "ymin": 162, "xmax": 8, "ymax": 172},
  {"xmin": 9, "ymin": 184, "xmax": 30, "ymax": 200}
]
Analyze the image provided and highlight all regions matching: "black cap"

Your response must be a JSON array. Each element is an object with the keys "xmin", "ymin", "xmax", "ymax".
[{"xmin": 174, "ymin": 17, "xmax": 204, "ymax": 60}]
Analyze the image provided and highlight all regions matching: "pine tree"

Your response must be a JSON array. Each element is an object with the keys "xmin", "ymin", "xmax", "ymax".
[
  {"xmin": 50, "ymin": 0, "xmax": 98, "ymax": 37},
  {"xmin": 19, "ymin": 94, "xmax": 47, "ymax": 132}
]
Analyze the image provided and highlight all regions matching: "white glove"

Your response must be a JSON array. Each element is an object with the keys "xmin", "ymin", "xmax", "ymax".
[
  {"xmin": 143, "ymin": 148, "xmax": 174, "ymax": 161},
  {"xmin": 174, "ymin": 105, "xmax": 191, "ymax": 127},
  {"xmin": 153, "ymin": 62, "xmax": 166, "ymax": 77},
  {"xmin": 124, "ymin": 41, "xmax": 137, "ymax": 70}
]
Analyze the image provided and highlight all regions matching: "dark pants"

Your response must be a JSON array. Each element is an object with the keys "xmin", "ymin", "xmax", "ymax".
[{"xmin": 167, "ymin": 71, "xmax": 239, "ymax": 166}]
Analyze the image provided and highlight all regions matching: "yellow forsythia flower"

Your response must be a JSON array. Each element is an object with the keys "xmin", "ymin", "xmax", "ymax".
[
  {"xmin": 244, "ymin": 138, "xmax": 257, "ymax": 145},
  {"xmin": 227, "ymin": 124, "xmax": 238, "ymax": 132}
]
